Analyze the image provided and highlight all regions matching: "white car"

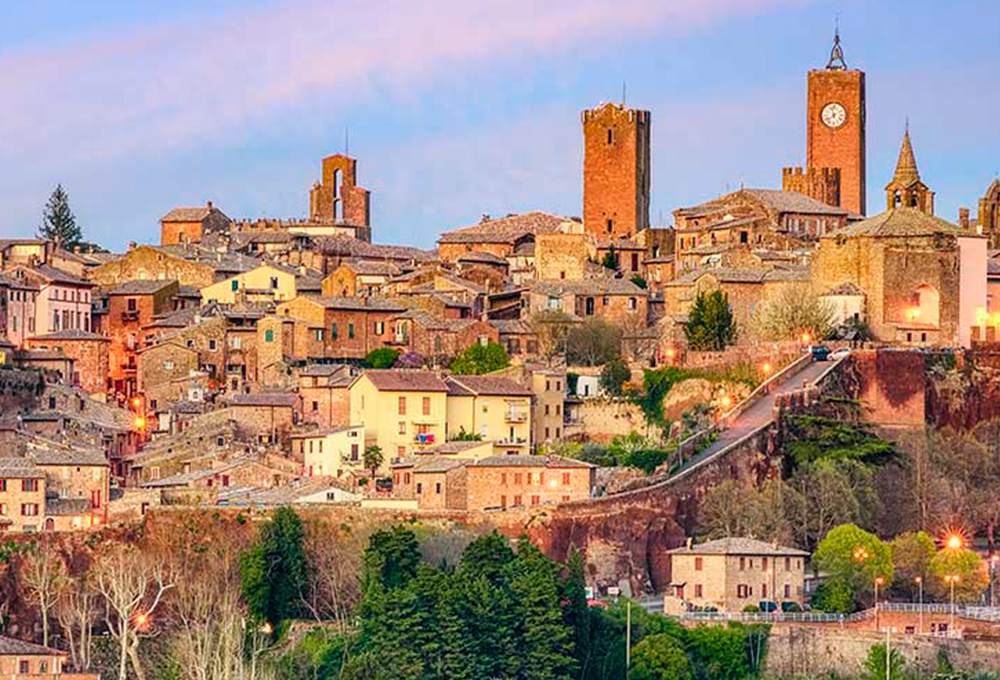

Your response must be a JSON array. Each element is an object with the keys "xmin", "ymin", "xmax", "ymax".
[{"xmin": 829, "ymin": 347, "xmax": 852, "ymax": 361}]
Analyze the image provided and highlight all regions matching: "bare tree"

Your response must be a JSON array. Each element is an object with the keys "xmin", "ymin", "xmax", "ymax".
[
  {"xmin": 54, "ymin": 573, "xmax": 98, "ymax": 672},
  {"xmin": 750, "ymin": 283, "xmax": 835, "ymax": 342},
  {"xmin": 94, "ymin": 544, "xmax": 173, "ymax": 680},
  {"xmin": 20, "ymin": 537, "xmax": 69, "ymax": 647},
  {"xmin": 300, "ymin": 519, "xmax": 365, "ymax": 631}
]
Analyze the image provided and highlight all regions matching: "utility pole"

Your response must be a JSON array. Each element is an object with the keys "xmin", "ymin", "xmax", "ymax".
[{"xmin": 625, "ymin": 600, "xmax": 631, "ymax": 680}]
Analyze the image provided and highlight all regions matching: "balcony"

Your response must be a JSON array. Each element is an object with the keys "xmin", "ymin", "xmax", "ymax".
[
  {"xmin": 413, "ymin": 433, "xmax": 436, "ymax": 445},
  {"xmin": 121, "ymin": 310, "xmax": 140, "ymax": 323},
  {"xmin": 504, "ymin": 410, "xmax": 528, "ymax": 423},
  {"xmin": 494, "ymin": 437, "xmax": 529, "ymax": 447}
]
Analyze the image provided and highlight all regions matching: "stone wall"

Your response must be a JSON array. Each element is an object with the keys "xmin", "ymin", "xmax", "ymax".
[{"xmin": 766, "ymin": 626, "xmax": 1000, "ymax": 677}]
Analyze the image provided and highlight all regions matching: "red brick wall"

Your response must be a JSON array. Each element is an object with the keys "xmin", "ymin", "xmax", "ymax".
[
  {"xmin": 324, "ymin": 309, "xmax": 395, "ymax": 360},
  {"xmin": 807, "ymin": 69, "xmax": 866, "ymax": 215},
  {"xmin": 583, "ymin": 104, "xmax": 650, "ymax": 238},
  {"xmin": 300, "ymin": 384, "xmax": 350, "ymax": 429},
  {"xmin": 25, "ymin": 337, "xmax": 108, "ymax": 394},
  {"xmin": 160, "ymin": 221, "xmax": 204, "ymax": 246},
  {"xmin": 465, "ymin": 465, "xmax": 593, "ymax": 511}
]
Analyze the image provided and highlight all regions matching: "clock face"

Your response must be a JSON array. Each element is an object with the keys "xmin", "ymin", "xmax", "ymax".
[{"xmin": 821, "ymin": 102, "xmax": 847, "ymax": 129}]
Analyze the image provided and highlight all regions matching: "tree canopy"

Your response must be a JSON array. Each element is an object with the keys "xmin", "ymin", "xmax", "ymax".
[
  {"xmin": 364, "ymin": 347, "xmax": 401, "ymax": 369},
  {"xmin": 450, "ymin": 341, "xmax": 510, "ymax": 375},
  {"xmin": 685, "ymin": 290, "xmax": 737, "ymax": 351},
  {"xmin": 38, "ymin": 184, "xmax": 83, "ymax": 248}
]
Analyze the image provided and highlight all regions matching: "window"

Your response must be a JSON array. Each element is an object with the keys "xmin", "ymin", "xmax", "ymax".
[
  {"xmin": 783, "ymin": 584, "xmax": 791, "ymax": 598},
  {"xmin": 375, "ymin": 321, "xmax": 384, "ymax": 335},
  {"xmin": 545, "ymin": 427, "xmax": 550, "ymax": 439},
  {"xmin": 398, "ymin": 422, "xmax": 406, "ymax": 434},
  {"xmin": 21, "ymin": 503, "xmax": 40, "ymax": 516},
  {"xmin": 501, "ymin": 473, "xmax": 507, "ymax": 485},
  {"xmin": 740, "ymin": 231, "xmax": 748, "ymax": 244},
  {"xmin": 422, "ymin": 396, "xmax": 431, "ymax": 415},
  {"xmin": 501, "ymin": 495, "xmax": 507, "ymax": 507},
  {"xmin": 435, "ymin": 483, "xmax": 442, "ymax": 494},
  {"xmin": 762, "ymin": 584, "xmax": 768, "ymax": 598},
  {"xmin": 315, "ymin": 329, "xmax": 325, "ymax": 342},
  {"xmin": 265, "ymin": 329, "xmax": 274, "ymax": 342},
  {"xmin": 695, "ymin": 584, "xmax": 703, "ymax": 598},
  {"xmin": 739, "ymin": 557, "xmax": 746, "ymax": 571},
  {"xmin": 514, "ymin": 473, "xmax": 523, "ymax": 485},
  {"xmin": 331, "ymin": 323, "xmax": 338, "ymax": 339},
  {"xmin": 270, "ymin": 277, "xmax": 279, "ymax": 289},
  {"xmin": 513, "ymin": 494, "xmax": 522, "ymax": 506},
  {"xmin": 164, "ymin": 361, "xmax": 174, "ymax": 371},
  {"xmin": 606, "ymin": 219, "xmax": 613, "ymax": 234},
  {"xmin": 348, "ymin": 323, "xmax": 355, "ymax": 339},
  {"xmin": 606, "ymin": 128, "xmax": 612, "ymax": 144},
  {"xmin": 22, "ymin": 479, "xmax": 38, "ymax": 492},
  {"xmin": 398, "ymin": 396, "xmax": 407, "ymax": 415},
  {"xmin": 127, "ymin": 298, "xmax": 137, "ymax": 311},
  {"xmin": 695, "ymin": 557, "xmax": 703, "ymax": 571},
  {"xmin": 562, "ymin": 472, "xmax": 571, "ymax": 486},
  {"xmin": 416, "ymin": 483, "xmax": 423, "ymax": 494},
  {"xmin": 351, "ymin": 444, "xmax": 359, "ymax": 461},
  {"xmin": 531, "ymin": 495, "xmax": 540, "ymax": 505},
  {"xmin": 628, "ymin": 297, "xmax": 637, "ymax": 310},
  {"xmin": 631, "ymin": 253, "xmax": 639, "ymax": 270},
  {"xmin": 20, "ymin": 661, "xmax": 30, "ymax": 674},
  {"xmin": 222, "ymin": 475, "xmax": 230, "ymax": 487},
  {"xmin": 556, "ymin": 427, "xmax": 560, "ymax": 438},
  {"xmin": 784, "ymin": 557, "xmax": 791, "ymax": 571},
  {"xmin": 231, "ymin": 280, "xmax": 239, "ymax": 291},
  {"xmin": 556, "ymin": 381, "xmax": 561, "ymax": 391},
  {"xmin": 555, "ymin": 404, "xmax": 561, "ymax": 415},
  {"xmin": 312, "ymin": 401, "xmax": 319, "ymax": 412},
  {"xmin": 209, "ymin": 339, "xmax": 217, "ymax": 351},
  {"xmin": 763, "ymin": 557, "xmax": 769, "ymax": 570},
  {"xmin": 230, "ymin": 336, "xmax": 242, "ymax": 349},
  {"xmin": 737, "ymin": 584, "xmax": 751, "ymax": 598},
  {"xmin": 0, "ymin": 480, "xmax": 5, "ymax": 492},
  {"xmin": 545, "ymin": 404, "xmax": 550, "ymax": 415}
]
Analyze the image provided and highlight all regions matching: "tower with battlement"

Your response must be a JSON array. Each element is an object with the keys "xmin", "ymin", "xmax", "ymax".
[
  {"xmin": 582, "ymin": 103, "xmax": 650, "ymax": 239},
  {"xmin": 309, "ymin": 154, "xmax": 371, "ymax": 228},
  {"xmin": 782, "ymin": 166, "xmax": 841, "ymax": 208}
]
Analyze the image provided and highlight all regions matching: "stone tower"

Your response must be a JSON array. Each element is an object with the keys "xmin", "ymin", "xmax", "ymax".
[
  {"xmin": 885, "ymin": 126, "xmax": 934, "ymax": 215},
  {"xmin": 309, "ymin": 154, "xmax": 371, "ymax": 228},
  {"xmin": 582, "ymin": 103, "xmax": 651, "ymax": 239},
  {"xmin": 805, "ymin": 31, "xmax": 866, "ymax": 216}
]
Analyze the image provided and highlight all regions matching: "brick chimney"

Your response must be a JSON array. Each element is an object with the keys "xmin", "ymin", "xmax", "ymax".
[{"xmin": 959, "ymin": 207, "xmax": 970, "ymax": 229}]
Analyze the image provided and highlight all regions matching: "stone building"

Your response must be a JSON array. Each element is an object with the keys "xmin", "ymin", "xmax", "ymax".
[
  {"xmin": 0, "ymin": 635, "xmax": 98, "ymax": 678},
  {"xmin": 321, "ymin": 259, "xmax": 400, "ymax": 297},
  {"xmin": 276, "ymin": 295, "xmax": 404, "ymax": 361},
  {"xmin": 106, "ymin": 280, "xmax": 180, "ymax": 400},
  {"xmin": 526, "ymin": 278, "xmax": 648, "ymax": 327},
  {"xmin": 885, "ymin": 127, "xmax": 934, "ymax": 215},
  {"xmin": 665, "ymin": 537, "xmax": 808, "ymax": 612},
  {"xmin": 0, "ymin": 457, "xmax": 45, "ymax": 533},
  {"xmin": 224, "ymin": 392, "xmax": 300, "ymax": 445},
  {"xmin": 812, "ymin": 208, "xmax": 987, "ymax": 347},
  {"xmin": 136, "ymin": 341, "xmax": 200, "ymax": 412},
  {"xmin": 159, "ymin": 201, "xmax": 231, "ymax": 246},
  {"xmin": 437, "ymin": 212, "xmax": 575, "ymax": 261},
  {"xmin": 293, "ymin": 425, "xmax": 365, "ymax": 479},
  {"xmin": 974, "ymin": 179, "xmax": 1000, "ymax": 246},
  {"xmin": 88, "ymin": 244, "xmax": 219, "ymax": 289},
  {"xmin": 387, "ymin": 310, "xmax": 497, "ymax": 362},
  {"xmin": 464, "ymin": 455, "xmax": 595, "ymax": 510},
  {"xmin": 582, "ymin": 103, "xmax": 650, "ymax": 238},
  {"xmin": 298, "ymin": 364, "xmax": 354, "ymax": 430},
  {"xmin": 24, "ymin": 329, "xmax": 110, "ymax": 395},
  {"xmin": 306, "ymin": 154, "xmax": 372, "ymax": 239},
  {"xmin": 782, "ymin": 31, "xmax": 866, "ymax": 215},
  {"xmin": 0, "ymin": 274, "xmax": 38, "ymax": 346}
]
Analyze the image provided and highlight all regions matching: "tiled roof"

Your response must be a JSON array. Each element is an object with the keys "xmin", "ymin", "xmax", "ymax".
[
  {"xmin": 471, "ymin": 454, "xmax": 595, "ymax": 469},
  {"xmin": 160, "ymin": 207, "xmax": 213, "ymax": 222},
  {"xmin": 665, "ymin": 267, "xmax": 771, "ymax": 286},
  {"xmin": 298, "ymin": 363, "xmax": 353, "ymax": 378},
  {"xmin": 445, "ymin": 375, "xmax": 531, "ymax": 397},
  {"xmin": 457, "ymin": 250, "xmax": 509, "ymax": 265},
  {"xmin": 0, "ymin": 458, "xmax": 44, "ymax": 478},
  {"xmin": 822, "ymin": 281, "xmax": 866, "ymax": 296},
  {"xmin": 290, "ymin": 425, "xmax": 361, "ymax": 438},
  {"xmin": 489, "ymin": 319, "xmax": 534, "ymax": 334},
  {"xmin": 227, "ymin": 392, "xmax": 299, "ymax": 408},
  {"xmin": 340, "ymin": 259, "xmax": 402, "ymax": 276},
  {"xmin": 827, "ymin": 208, "xmax": 978, "ymax": 239},
  {"xmin": 667, "ymin": 537, "xmax": 809, "ymax": 557},
  {"xmin": 314, "ymin": 235, "xmax": 435, "ymax": 262},
  {"xmin": 357, "ymin": 369, "xmax": 450, "ymax": 392},
  {"xmin": 439, "ymin": 212, "xmax": 573, "ymax": 244},
  {"xmin": 30, "ymin": 446, "xmax": 107, "ymax": 467},
  {"xmin": 46, "ymin": 497, "xmax": 96, "ymax": 516},
  {"xmin": 423, "ymin": 440, "xmax": 492, "ymax": 455},
  {"xmin": 16, "ymin": 264, "xmax": 92, "ymax": 287},
  {"xmin": 741, "ymin": 189, "xmax": 848, "ymax": 216},
  {"xmin": 531, "ymin": 278, "xmax": 645, "ymax": 296},
  {"xmin": 27, "ymin": 329, "xmax": 109, "ymax": 342},
  {"xmin": 108, "ymin": 280, "xmax": 178, "ymax": 295},
  {"xmin": 309, "ymin": 296, "xmax": 406, "ymax": 312},
  {"xmin": 0, "ymin": 634, "xmax": 64, "ymax": 656}
]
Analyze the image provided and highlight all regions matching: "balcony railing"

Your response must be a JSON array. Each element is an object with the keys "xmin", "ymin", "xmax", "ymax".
[
  {"xmin": 504, "ymin": 411, "xmax": 528, "ymax": 423},
  {"xmin": 121, "ymin": 310, "xmax": 140, "ymax": 322},
  {"xmin": 494, "ymin": 437, "xmax": 529, "ymax": 446},
  {"xmin": 414, "ymin": 433, "xmax": 436, "ymax": 445}
]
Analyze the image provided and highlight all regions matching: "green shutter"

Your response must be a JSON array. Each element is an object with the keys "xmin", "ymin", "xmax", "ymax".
[
  {"xmin": 348, "ymin": 323, "xmax": 355, "ymax": 339},
  {"xmin": 331, "ymin": 323, "xmax": 338, "ymax": 339},
  {"xmin": 265, "ymin": 329, "xmax": 274, "ymax": 343}
]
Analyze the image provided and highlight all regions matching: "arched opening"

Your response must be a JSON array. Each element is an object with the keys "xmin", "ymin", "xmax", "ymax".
[
  {"xmin": 893, "ymin": 190, "xmax": 902, "ymax": 208},
  {"xmin": 909, "ymin": 284, "xmax": 940, "ymax": 328},
  {"xmin": 44, "ymin": 518, "xmax": 55, "ymax": 531},
  {"xmin": 909, "ymin": 193, "xmax": 919, "ymax": 208}
]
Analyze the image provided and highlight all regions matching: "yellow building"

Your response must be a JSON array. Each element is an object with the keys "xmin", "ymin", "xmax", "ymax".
[
  {"xmin": 443, "ymin": 375, "xmax": 532, "ymax": 454},
  {"xmin": 201, "ymin": 263, "xmax": 300, "ymax": 304},
  {"xmin": 349, "ymin": 370, "xmax": 451, "ymax": 464},
  {"xmin": 291, "ymin": 425, "xmax": 365, "ymax": 479},
  {"xmin": 665, "ymin": 538, "xmax": 808, "ymax": 613}
]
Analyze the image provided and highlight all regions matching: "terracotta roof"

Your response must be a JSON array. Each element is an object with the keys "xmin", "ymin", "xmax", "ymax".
[
  {"xmin": 457, "ymin": 250, "xmax": 510, "ymax": 265},
  {"xmin": 0, "ymin": 458, "xmax": 44, "ymax": 478},
  {"xmin": 822, "ymin": 281, "xmax": 866, "ymax": 296},
  {"xmin": 314, "ymin": 235, "xmax": 435, "ymax": 262},
  {"xmin": 339, "ymin": 259, "xmax": 401, "ymax": 276},
  {"xmin": 108, "ymin": 280, "xmax": 178, "ymax": 295},
  {"xmin": 357, "ymin": 369, "xmax": 449, "ymax": 392},
  {"xmin": 0, "ymin": 634, "xmax": 65, "ymax": 656},
  {"xmin": 828, "ymin": 208, "xmax": 978, "ymax": 239},
  {"xmin": 667, "ymin": 537, "xmax": 808, "ymax": 557},
  {"xmin": 439, "ymin": 212, "xmax": 573, "ymax": 244},
  {"xmin": 160, "ymin": 206, "xmax": 216, "ymax": 222},
  {"xmin": 445, "ymin": 375, "xmax": 531, "ymax": 397},
  {"xmin": 308, "ymin": 296, "xmax": 406, "ymax": 312},
  {"xmin": 27, "ymin": 329, "xmax": 109, "ymax": 342},
  {"xmin": 227, "ymin": 393, "xmax": 299, "ymax": 408},
  {"xmin": 741, "ymin": 189, "xmax": 848, "ymax": 216},
  {"xmin": 489, "ymin": 319, "xmax": 534, "ymax": 334},
  {"xmin": 30, "ymin": 446, "xmax": 107, "ymax": 467},
  {"xmin": 531, "ymin": 278, "xmax": 645, "ymax": 296},
  {"xmin": 470, "ymin": 454, "xmax": 595, "ymax": 469},
  {"xmin": 16, "ymin": 264, "xmax": 92, "ymax": 287},
  {"xmin": 423, "ymin": 440, "xmax": 492, "ymax": 455}
]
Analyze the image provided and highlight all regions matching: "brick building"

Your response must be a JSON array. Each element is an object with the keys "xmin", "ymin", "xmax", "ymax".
[
  {"xmin": 306, "ymin": 154, "xmax": 372, "ymax": 236},
  {"xmin": 665, "ymin": 537, "xmax": 808, "ymax": 612},
  {"xmin": 437, "ymin": 212, "xmax": 574, "ymax": 261},
  {"xmin": 782, "ymin": 32, "xmax": 866, "ymax": 215},
  {"xmin": 298, "ymin": 364, "xmax": 353, "ymax": 429},
  {"xmin": 582, "ymin": 102, "xmax": 650, "ymax": 238},
  {"xmin": 465, "ymin": 455, "xmax": 595, "ymax": 510},
  {"xmin": 159, "ymin": 201, "xmax": 231, "ymax": 246},
  {"xmin": 973, "ymin": 179, "xmax": 1000, "ymax": 247},
  {"xmin": 24, "ymin": 329, "xmax": 110, "ymax": 395},
  {"xmin": 387, "ymin": 310, "xmax": 497, "ymax": 362},
  {"xmin": 527, "ymin": 278, "xmax": 648, "ymax": 326},
  {"xmin": 106, "ymin": 280, "xmax": 180, "ymax": 400},
  {"xmin": 321, "ymin": 259, "xmax": 400, "ymax": 297},
  {"xmin": 276, "ymin": 295, "xmax": 404, "ymax": 361},
  {"xmin": 812, "ymin": 208, "xmax": 987, "ymax": 347},
  {"xmin": 224, "ymin": 392, "xmax": 300, "ymax": 445},
  {"xmin": 136, "ymin": 341, "xmax": 200, "ymax": 413}
]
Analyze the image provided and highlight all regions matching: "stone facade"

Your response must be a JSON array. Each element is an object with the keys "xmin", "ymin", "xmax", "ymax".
[
  {"xmin": 298, "ymin": 365, "xmax": 353, "ymax": 430},
  {"xmin": 535, "ymin": 233, "xmax": 589, "ymax": 280},
  {"xmin": 885, "ymin": 128, "xmax": 934, "ymax": 215},
  {"xmin": 309, "ymin": 154, "xmax": 371, "ymax": 230},
  {"xmin": 106, "ymin": 280, "xmax": 179, "ymax": 400},
  {"xmin": 464, "ymin": 455, "xmax": 595, "ymax": 510},
  {"xmin": 276, "ymin": 295, "xmax": 404, "ymax": 361},
  {"xmin": 0, "ymin": 460, "xmax": 45, "ymax": 533},
  {"xmin": 975, "ymin": 179, "xmax": 1000, "ymax": 247},
  {"xmin": 582, "ymin": 103, "xmax": 650, "ymax": 238},
  {"xmin": 24, "ymin": 330, "xmax": 110, "ymax": 395},
  {"xmin": 159, "ymin": 202, "xmax": 231, "ymax": 246},
  {"xmin": 89, "ymin": 245, "xmax": 217, "ymax": 288},
  {"xmin": 137, "ymin": 341, "xmax": 200, "ymax": 411}
]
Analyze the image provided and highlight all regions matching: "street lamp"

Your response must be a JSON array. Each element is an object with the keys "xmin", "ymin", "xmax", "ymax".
[
  {"xmin": 874, "ymin": 577, "xmax": 885, "ymax": 631},
  {"xmin": 914, "ymin": 576, "xmax": 923, "ymax": 634},
  {"xmin": 945, "ymin": 574, "xmax": 959, "ymax": 635},
  {"xmin": 946, "ymin": 534, "xmax": 963, "ymax": 550}
]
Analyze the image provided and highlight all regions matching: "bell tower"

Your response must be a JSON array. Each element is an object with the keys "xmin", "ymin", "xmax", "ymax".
[{"xmin": 805, "ymin": 30, "xmax": 866, "ymax": 215}]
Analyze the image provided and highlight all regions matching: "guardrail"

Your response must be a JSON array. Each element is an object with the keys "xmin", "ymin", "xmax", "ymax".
[{"xmin": 669, "ymin": 610, "xmax": 870, "ymax": 624}]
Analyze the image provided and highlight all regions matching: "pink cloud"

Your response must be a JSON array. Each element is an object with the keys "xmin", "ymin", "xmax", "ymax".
[{"xmin": 0, "ymin": 0, "xmax": 811, "ymax": 169}]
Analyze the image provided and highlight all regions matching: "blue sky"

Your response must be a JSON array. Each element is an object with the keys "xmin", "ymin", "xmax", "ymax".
[{"xmin": 1, "ymin": 0, "xmax": 998, "ymax": 250}]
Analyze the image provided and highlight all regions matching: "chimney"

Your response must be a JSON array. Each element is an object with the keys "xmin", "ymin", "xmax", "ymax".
[
  {"xmin": 959, "ymin": 207, "xmax": 970, "ymax": 229},
  {"xmin": 128, "ymin": 241, "xmax": 137, "ymax": 251},
  {"xmin": 207, "ymin": 200, "xmax": 214, "ymax": 210}
]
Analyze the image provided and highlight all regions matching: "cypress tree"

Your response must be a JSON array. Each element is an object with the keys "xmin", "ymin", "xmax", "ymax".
[
  {"xmin": 512, "ymin": 543, "xmax": 578, "ymax": 680},
  {"xmin": 38, "ymin": 184, "xmax": 83, "ymax": 248}
]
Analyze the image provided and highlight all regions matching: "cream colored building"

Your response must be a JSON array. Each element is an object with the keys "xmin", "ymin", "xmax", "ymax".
[
  {"xmin": 533, "ymin": 369, "xmax": 566, "ymax": 446},
  {"xmin": 666, "ymin": 537, "xmax": 808, "ymax": 612},
  {"xmin": 444, "ymin": 375, "xmax": 532, "ymax": 454},
  {"xmin": 349, "ymin": 370, "xmax": 451, "ymax": 465},
  {"xmin": 201, "ymin": 263, "xmax": 300, "ymax": 304},
  {"xmin": 292, "ymin": 425, "xmax": 365, "ymax": 479}
]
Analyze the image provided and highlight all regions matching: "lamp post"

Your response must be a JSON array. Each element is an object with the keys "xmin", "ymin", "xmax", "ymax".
[
  {"xmin": 874, "ymin": 576, "xmax": 885, "ymax": 632},
  {"xmin": 945, "ymin": 574, "xmax": 959, "ymax": 636},
  {"xmin": 991, "ymin": 555, "xmax": 998, "ymax": 608},
  {"xmin": 915, "ymin": 576, "xmax": 923, "ymax": 635}
]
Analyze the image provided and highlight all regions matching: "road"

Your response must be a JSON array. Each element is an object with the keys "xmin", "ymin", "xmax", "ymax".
[{"xmin": 673, "ymin": 358, "xmax": 834, "ymax": 475}]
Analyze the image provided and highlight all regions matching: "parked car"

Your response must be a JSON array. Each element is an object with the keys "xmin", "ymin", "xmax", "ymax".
[
  {"xmin": 810, "ymin": 345, "xmax": 831, "ymax": 361},
  {"xmin": 829, "ymin": 347, "xmax": 852, "ymax": 361}
]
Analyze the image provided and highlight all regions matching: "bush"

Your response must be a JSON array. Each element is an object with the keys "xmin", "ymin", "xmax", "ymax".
[
  {"xmin": 600, "ymin": 359, "xmax": 630, "ymax": 396},
  {"xmin": 365, "ymin": 347, "xmax": 402, "ymax": 369},
  {"xmin": 631, "ymin": 633, "xmax": 692, "ymax": 680},
  {"xmin": 450, "ymin": 341, "xmax": 509, "ymax": 375}
]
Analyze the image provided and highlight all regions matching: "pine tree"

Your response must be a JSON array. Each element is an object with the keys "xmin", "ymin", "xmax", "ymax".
[
  {"xmin": 562, "ymin": 548, "xmax": 592, "ymax": 670},
  {"xmin": 685, "ymin": 289, "xmax": 737, "ymax": 351},
  {"xmin": 512, "ymin": 543, "xmax": 578, "ymax": 680},
  {"xmin": 38, "ymin": 184, "xmax": 83, "ymax": 248}
]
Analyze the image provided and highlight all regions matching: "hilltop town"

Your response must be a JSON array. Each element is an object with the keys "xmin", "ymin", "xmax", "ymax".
[{"xmin": 4, "ymin": 31, "xmax": 1000, "ymax": 680}]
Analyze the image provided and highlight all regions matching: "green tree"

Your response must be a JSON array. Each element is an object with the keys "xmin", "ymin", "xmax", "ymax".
[
  {"xmin": 599, "ymin": 358, "xmax": 630, "ymax": 396},
  {"xmin": 364, "ymin": 526, "xmax": 421, "ymax": 592},
  {"xmin": 38, "ymin": 184, "xmax": 83, "ymax": 248},
  {"xmin": 240, "ymin": 507, "xmax": 308, "ymax": 626},
  {"xmin": 363, "ymin": 444, "xmax": 384, "ymax": 482},
  {"xmin": 929, "ymin": 546, "xmax": 989, "ymax": 604},
  {"xmin": 511, "ymin": 542, "xmax": 577, "ymax": 680},
  {"xmin": 813, "ymin": 524, "xmax": 893, "ymax": 612},
  {"xmin": 889, "ymin": 531, "xmax": 936, "ymax": 599},
  {"xmin": 561, "ymin": 548, "xmax": 591, "ymax": 671},
  {"xmin": 630, "ymin": 274, "xmax": 647, "ymax": 289},
  {"xmin": 630, "ymin": 633, "xmax": 692, "ymax": 680},
  {"xmin": 601, "ymin": 246, "xmax": 619, "ymax": 270},
  {"xmin": 686, "ymin": 624, "xmax": 752, "ymax": 680},
  {"xmin": 685, "ymin": 290, "xmax": 736, "ymax": 351},
  {"xmin": 861, "ymin": 642, "xmax": 906, "ymax": 680},
  {"xmin": 365, "ymin": 346, "xmax": 401, "ymax": 369},
  {"xmin": 450, "ymin": 341, "xmax": 510, "ymax": 375}
]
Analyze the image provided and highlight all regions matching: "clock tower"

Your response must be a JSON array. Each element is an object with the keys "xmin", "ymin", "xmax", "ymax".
[{"xmin": 806, "ymin": 30, "xmax": 866, "ymax": 215}]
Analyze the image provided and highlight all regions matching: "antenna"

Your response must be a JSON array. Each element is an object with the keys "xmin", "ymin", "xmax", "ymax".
[
  {"xmin": 622, "ymin": 81, "xmax": 627, "ymax": 106},
  {"xmin": 344, "ymin": 127, "xmax": 350, "ymax": 156}
]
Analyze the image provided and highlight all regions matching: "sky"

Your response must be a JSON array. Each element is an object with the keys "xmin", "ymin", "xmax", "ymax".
[{"xmin": 1, "ymin": 0, "xmax": 999, "ymax": 251}]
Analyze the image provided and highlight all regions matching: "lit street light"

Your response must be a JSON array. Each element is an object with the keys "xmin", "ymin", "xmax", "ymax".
[
  {"xmin": 914, "ymin": 576, "xmax": 923, "ymax": 634},
  {"xmin": 874, "ymin": 576, "xmax": 885, "ymax": 631},
  {"xmin": 946, "ymin": 534, "xmax": 963, "ymax": 550},
  {"xmin": 945, "ymin": 574, "xmax": 960, "ymax": 635}
]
